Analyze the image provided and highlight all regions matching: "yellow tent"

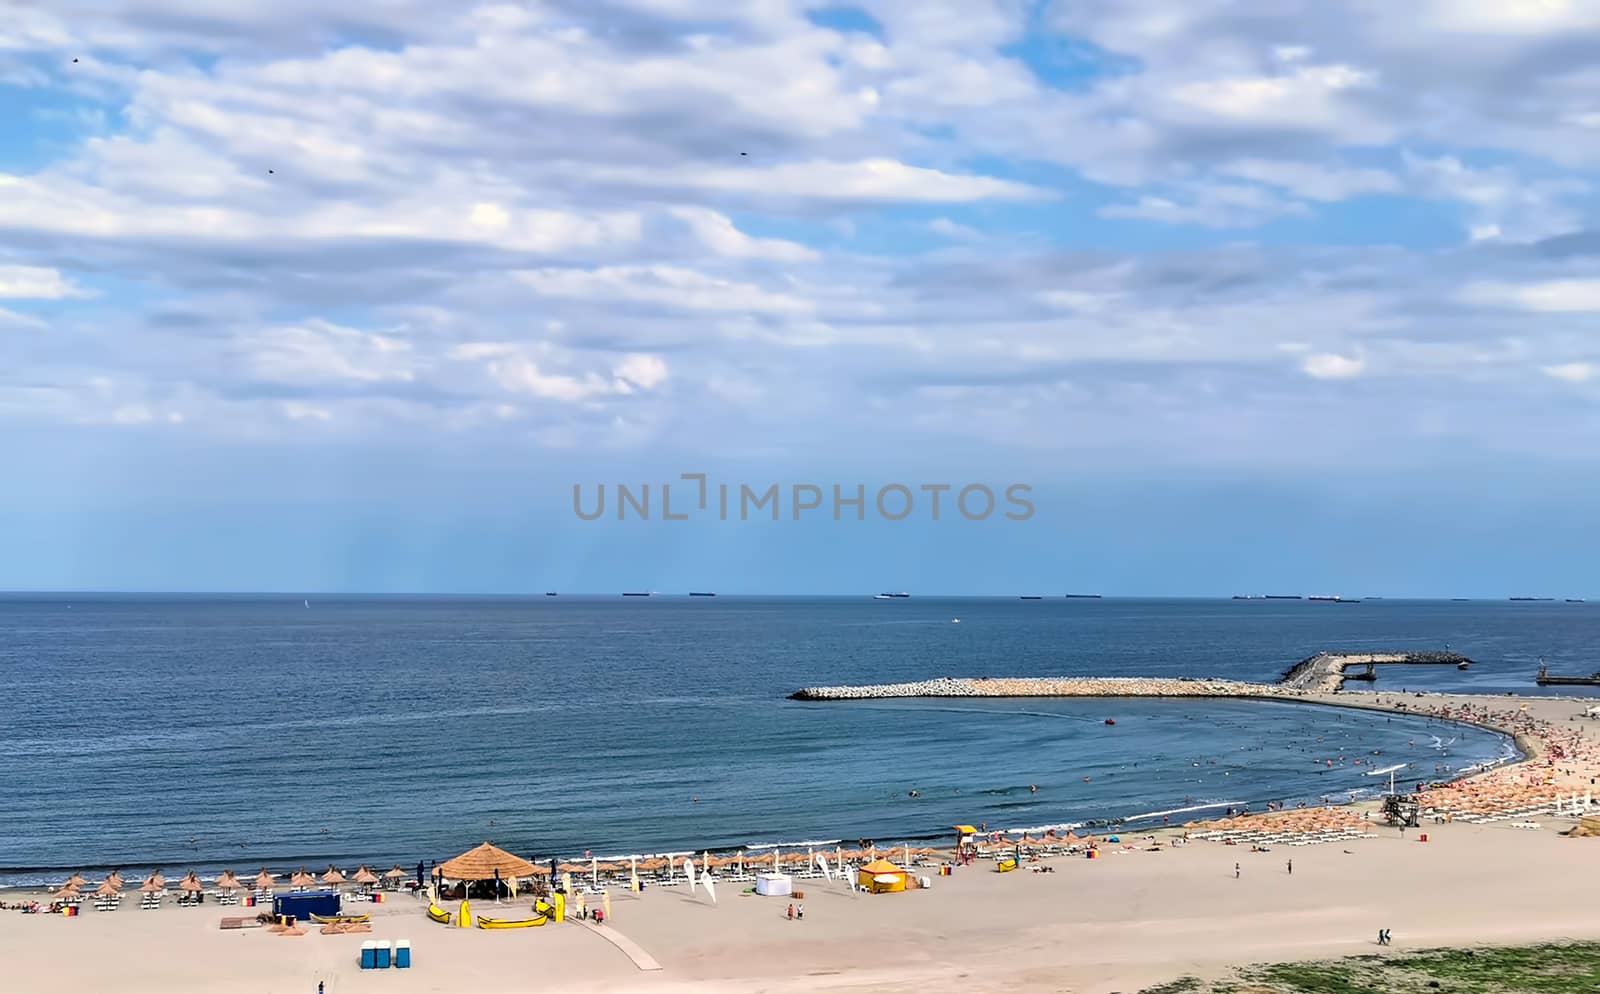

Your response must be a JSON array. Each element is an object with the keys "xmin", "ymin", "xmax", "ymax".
[{"xmin": 856, "ymin": 858, "xmax": 908, "ymax": 894}]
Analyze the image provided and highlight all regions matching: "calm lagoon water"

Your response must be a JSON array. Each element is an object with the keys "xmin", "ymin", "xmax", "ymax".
[{"xmin": 3, "ymin": 594, "xmax": 1575, "ymax": 884}]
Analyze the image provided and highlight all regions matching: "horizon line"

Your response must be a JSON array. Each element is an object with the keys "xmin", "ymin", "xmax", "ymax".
[{"xmin": 0, "ymin": 590, "xmax": 1587, "ymax": 601}]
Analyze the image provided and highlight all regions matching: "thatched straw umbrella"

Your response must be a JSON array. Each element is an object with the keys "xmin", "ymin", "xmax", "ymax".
[
  {"xmin": 140, "ymin": 877, "xmax": 164, "ymax": 894},
  {"xmin": 290, "ymin": 867, "xmax": 316, "ymax": 889},
  {"xmin": 383, "ymin": 865, "xmax": 406, "ymax": 889},
  {"xmin": 146, "ymin": 871, "xmax": 167, "ymax": 890},
  {"xmin": 254, "ymin": 869, "xmax": 277, "ymax": 891},
  {"xmin": 95, "ymin": 879, "xmax": 121, "ymax": 897},
  {"xmin": 320, "ymin": 866, "xmax": 346, "ymax": 886},
  {"xmin": 215, "ymin": 870, "xmax": 242, "ymax": 892},
  {"xmin": 64, "ymin": 873, "xmax": 88, "ymax": 888},
  {"xmin": 352, "ymin": 866, "xmax": 379, "ymax": 887},
  {"xmin": 438, "ymin": 843, "xmax": 536, "ymax": 884},
  {"xmin": 178, "ymin": 871, "xmax": 204, "ymax": 893},
  {"xmin": 106, "ymin": 871, "xmax": 124, "ymax": 889},
  {"xmin": 53, "ymin": 884, "xmax": 81, "ymax": 902}
]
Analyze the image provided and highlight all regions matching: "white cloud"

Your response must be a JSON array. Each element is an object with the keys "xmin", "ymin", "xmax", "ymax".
[
  {"xmin": 1466, "ymin": 280, "xmax": 1600, "ymax": 313},
  {"xmin": 246, "ymin": 321, "xmax": 415, "ymax": 384},
  {"xmin": 927, "ymin": 217, "xmax": 983, "ymax": 240},
  {"xmin": 517, "ymin": 265, "xmax": 811, "ymax": 314},
  {"xmin": 448, "ymin": 343, "xmax": 669, "ymax": 403},
  {"xmin": 614, "ymin": 353, "xmax": 670, "ymax": 391},
  {"xmin": 667, "ymin": 207, "xmax": 818, "ymax": 262},
  {"xmin": 0, "ymin": 265, "xmax": 91, "ymax": 299},
  {"xmin": 1302, "ymin": 353, "xmax": 1366, "ymax": 380},
  {"xmin": 597, "ymin": 159, "xmax": 1050, "ymax": 204},
  {"xmin": 1541, "ymin": 362, "xmax": 1596, "ymax": 383},
  {"xmin": 283, "ymin": 402, "xmax": 333, "ymax": 421},
  {"xmin": 1167, "ymin": 63, "xmax": 1378, "ymax": 128},
  {"xmin": 1219, "ymin": 160, "xmax": 1400, "ymax": 201},
  {"xmin": 0, "ymin": 307, "xmax": 46, "ymax": 330},
  {"xmin": 4, "ymin": 0, "xmax": 1600, "ymax": 467},
  {"xmin": 1100, "ymin": 183, "xmax": 1308, "ymax": 228}
]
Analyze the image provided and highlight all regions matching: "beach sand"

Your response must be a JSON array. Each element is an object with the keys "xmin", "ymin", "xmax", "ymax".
[{"xmin": 7, "ymin": 691, "xmax": 1600, "ymax": 994}]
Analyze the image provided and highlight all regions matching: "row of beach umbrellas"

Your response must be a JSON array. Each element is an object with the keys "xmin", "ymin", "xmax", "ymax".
[{"xmin": 52, "ymin": 864, "xmax": 410, "ymax": 898}]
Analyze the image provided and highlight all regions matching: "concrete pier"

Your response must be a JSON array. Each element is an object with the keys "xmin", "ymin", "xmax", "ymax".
[{"xmin": 1278, "ymin": 651, "xmax": 1472, "ymax": 692}]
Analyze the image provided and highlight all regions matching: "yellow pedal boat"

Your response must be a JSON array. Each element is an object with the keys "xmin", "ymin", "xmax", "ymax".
[
  {"xmin": 426, "ymin": 903, "xmax": 451, "ymax": 924},
  {"xmin": 311, "ymin": 913, "xmax": 371, "ymax": 924},
  {"xmin": 996, "ymin": 857, "xmax": 1019, "ymax": 873},
  {"xmin": 477, "ymin": 914, "xmax": 547, "ymax": 929}
]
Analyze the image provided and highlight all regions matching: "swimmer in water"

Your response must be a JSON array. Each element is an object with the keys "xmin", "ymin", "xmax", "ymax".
[{"xmin": 1029, "ymin": 785, "xmax": 1037, "ymax": 793}]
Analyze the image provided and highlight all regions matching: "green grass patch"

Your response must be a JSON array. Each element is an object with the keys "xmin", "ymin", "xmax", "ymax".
[
  {"xmin": 1141, "ymin": 942, "xmax": 1600, "ymax": 994},
  {"xmin": 1136, "ymin": 978, "xmax": 1202, "ymax": 994}
]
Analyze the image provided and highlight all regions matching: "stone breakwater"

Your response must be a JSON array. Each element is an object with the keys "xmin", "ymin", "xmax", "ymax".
[
  {"xmin": 789, "ymin": 676, "xmax": 1280, "ymax": 701},
  {"xmin": 790, "ymin": 651, "xmax": 1474, "ymax": 701}
]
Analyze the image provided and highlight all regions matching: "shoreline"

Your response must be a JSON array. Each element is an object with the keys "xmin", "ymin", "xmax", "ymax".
[
  {"xmin": 3, "ymin": 687, "xmax": 1555, "ymax": 892},
  {"xmin": 8, "ymin": 690, "xmax": 1600, "ymax": 994}
]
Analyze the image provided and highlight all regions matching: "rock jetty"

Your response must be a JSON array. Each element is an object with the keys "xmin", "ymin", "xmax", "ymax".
[
  {"xmin": 790, "ymin": 676, "xmax": 1276, "ymax": 701},
  {"xmin": 791, "ymin": 652, "xmax": 1474, "ymax": 701}
]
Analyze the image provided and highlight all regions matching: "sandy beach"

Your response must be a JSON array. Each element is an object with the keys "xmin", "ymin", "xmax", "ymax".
[{"xmin": 7, "ymin": 690, "xmax": 1600, "ymax": 994}]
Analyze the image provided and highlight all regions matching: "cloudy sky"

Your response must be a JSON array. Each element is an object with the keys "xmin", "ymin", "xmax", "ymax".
[{"xmin": 3, "ymin": 0, "xmax": 1599, "ymax": 594}]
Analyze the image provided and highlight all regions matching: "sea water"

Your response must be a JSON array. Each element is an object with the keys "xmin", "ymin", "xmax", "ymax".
[{"xmin": 1, "ymin": 594, "xmax": 1578, "ymax": 885}]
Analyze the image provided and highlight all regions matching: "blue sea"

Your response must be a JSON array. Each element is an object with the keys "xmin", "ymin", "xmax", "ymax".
[{"xmin": 2, "ymin": 594, "xmax": 1590, "ymax": 887}]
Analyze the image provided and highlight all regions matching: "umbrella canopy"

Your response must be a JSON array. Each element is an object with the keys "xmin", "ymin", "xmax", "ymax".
[
  {"xmin": 54, "ymin": 884, "xmax": 81, "ymax": 899},
  {"xmin": 321, "ymin": 867, "xmax": 346, "ymax": 885},
  {"xmin": 383, "ymin": 865, "xmax": 407, "ymax": 880},
  {"xmin": 858, "ymin": 858, "xmax": 905, "ymax": 875},
  {"xmin": 352, "ymin": 866, "xmax": 379, "ymax": 885},
  {"xmin": 178, "ymin": 872, "xmax": 204, "ymax": 893},
  {"xmin": 215, "ymin": 871, "xmax": 242, "ymax": 891},
  {"xmin": 95, "ymin": 880, "xmax": 121, "ymax": 897},
  {"xmin": 146, "ymin": 871, "xmax": 167, "ymax": 889},
  {"xmin": 290, "ymin": 867, "xmax": 317, "ymax": 888},
  {"xmin": 65, "ymin": 873, "xmax": 87, "ymax": 888},
  {"xmin": 438, "ymin": 842, "xmax": 536, "ymax": 881},
  {"xmin": 106, "ymin": 871, "xmax": 124, "ymax": 888},
  {"xmin": 140, "ymin": 877, "xmax": 164, "ymax": 894},
  {"xmin": 254, "ymin": 869, "xmax": 277, "ymax": 890}
]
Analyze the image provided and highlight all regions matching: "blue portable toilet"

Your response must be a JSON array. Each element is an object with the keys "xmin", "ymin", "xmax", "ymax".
[
  {"xmin": 395, "ymin": 939, "xmax": 412, "ymax": 969},
  {"xmin": 376, "ymin": 940, "xmax": 392, "ymax": 968},
  {"xmin": 360, "ymin": 941, "xmax": 377, "ymax": 970}
]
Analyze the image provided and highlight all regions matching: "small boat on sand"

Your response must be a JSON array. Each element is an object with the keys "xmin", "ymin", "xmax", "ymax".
[{"xmin": 478, "ymin": 914, "xmax": 547, "ymax": 929}]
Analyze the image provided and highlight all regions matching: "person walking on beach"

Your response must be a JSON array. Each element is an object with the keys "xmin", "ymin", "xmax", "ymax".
[
  {"xmin": 1287, "ymin": 859, "xmax": 1292, "ymax": 875},
  {"xmin": 796, "ymin": 903, "xmax": 804, "ymax": 920},
  {"xmin": 786, "ymin": 903, "xmax": 794, "ymax": 921},
  {"xmin": 1234, "ymin": 862, "xmax": 1240, "ymax": 879}
]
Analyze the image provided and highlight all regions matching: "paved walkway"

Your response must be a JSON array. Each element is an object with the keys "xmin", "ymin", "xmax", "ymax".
[{"xmin": 577, "ymin": 921, "xmax": 662, "ymax": 971}]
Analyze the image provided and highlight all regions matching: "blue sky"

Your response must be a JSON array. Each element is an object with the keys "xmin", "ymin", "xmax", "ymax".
[{"xmin": 3, "ymin": 1, "xmax": 1600, "ymax": 595}]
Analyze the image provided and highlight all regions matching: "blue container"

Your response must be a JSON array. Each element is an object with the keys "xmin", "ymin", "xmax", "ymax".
[
  {"xmin": 273, "ymin": 891, "xmax": 341, "ymax": 921},
  {"xmin": 376, "ymin": 941, "xmax": 392, "ymax": 969},
  {"xmin": 395, "ymin": 940, "xmax": 412, "ymax": 969},
  {"xmin": 360, "ymin": 941, "xmax": 377, "ymax": 970}
]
